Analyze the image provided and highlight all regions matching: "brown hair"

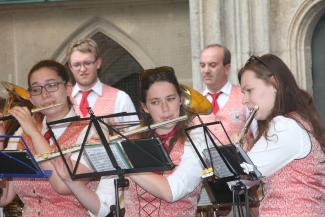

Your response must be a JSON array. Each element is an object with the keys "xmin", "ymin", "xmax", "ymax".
[
  {"xmin": 139, "ymin": 66, "xmax": 190, "ymax": 151},
  {"xmin": 238, "ymin": 54, "xmax": 325, "ymax": 153},
  {"xmin": 28, "ymin": 59, "xmax": 72, "ymax": 106}
]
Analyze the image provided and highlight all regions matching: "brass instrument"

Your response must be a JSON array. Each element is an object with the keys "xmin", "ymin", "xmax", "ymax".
[
  {"xmin": 0, "ymin": 81, "xmax": 33, "ymax": 136},
  {"xmin": 1, "ymin": 81, "xmax": 29, "ymax": 101},
  {"xmin": 180, "ymin": 84, "xmax": 212, "ymax": 115}
]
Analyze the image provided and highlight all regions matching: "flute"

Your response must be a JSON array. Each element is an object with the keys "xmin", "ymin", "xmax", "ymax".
[
  {"xmin": 35, "ymin": 115, "xmax": 188, "ymax": 163},
  {"xmin": 0, "ymin": 103, "xmax": 62, "ymax": 121},
  {"xmin": 237, "ymin": 105, "xmax": 259, "ymax": 144}
]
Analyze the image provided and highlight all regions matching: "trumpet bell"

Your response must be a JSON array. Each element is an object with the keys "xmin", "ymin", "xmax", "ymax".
[
  {"xmin": 1, "ymin": 81, "xmax": 30, "ymax": 100},
  {"xmin": 180, "ymin": 84, "xmax": 212, "ymax": 115},
  {"xmin": 0, "ymin": 81, "xmax": 32, "ymax": 136}
]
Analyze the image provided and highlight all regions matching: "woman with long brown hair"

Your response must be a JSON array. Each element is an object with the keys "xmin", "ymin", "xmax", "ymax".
[
  {"xmin": 54, "ymin": 66, "xmax": 204, "ymax": 217},
  {"xmin": 239, "ymin": 54, "xmax": 325, "ymax": 216}
]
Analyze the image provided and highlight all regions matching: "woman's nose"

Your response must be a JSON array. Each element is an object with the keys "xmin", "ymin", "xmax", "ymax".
[{"xmin": 161, "ymin": 101, "xmax": 169, "ymax": 112}]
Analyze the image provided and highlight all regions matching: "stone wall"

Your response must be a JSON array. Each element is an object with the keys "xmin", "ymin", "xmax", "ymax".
[{"xmin": 0, "ymin": 0, "xmax": 192, "ymax": 94}]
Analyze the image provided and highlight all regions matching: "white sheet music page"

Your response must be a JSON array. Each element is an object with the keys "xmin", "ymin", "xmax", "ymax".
[{"xmin": 84, "ymin": 143, "xmax": 132, "ymax": 172}]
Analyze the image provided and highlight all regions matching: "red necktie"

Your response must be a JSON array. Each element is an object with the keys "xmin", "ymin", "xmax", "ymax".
[
  {"xmin": 79, "ymin": 90, "xmax": 91, "ymax": 116},
  {"xmin": 209, "ymin": 92, "xmax": 222, "ymax": 115},
  {"xmin": 43, "ymin": 130, "xmax": 52, "ymax": 143}
]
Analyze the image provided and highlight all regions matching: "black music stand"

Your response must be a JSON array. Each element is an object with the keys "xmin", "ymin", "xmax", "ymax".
[
  {"xmin": 46, "ymin": 109, "xmax": 174, "ymax": 217},
  {"xmin": 0, "ymin": 135, "xmax": 51, "ymax": 179},
  {"xmin": 185, "ymin": 120, "xmax": 262, "ymax": 217}
]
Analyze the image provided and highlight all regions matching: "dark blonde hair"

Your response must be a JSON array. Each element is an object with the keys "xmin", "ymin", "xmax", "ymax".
[
  {"xmin": 66, "ymin": 38, "xmax": 99, "ymax": 62},
  {"xmin": 238, "ymin": 54, "xmax": 325, "ymax": 153}
]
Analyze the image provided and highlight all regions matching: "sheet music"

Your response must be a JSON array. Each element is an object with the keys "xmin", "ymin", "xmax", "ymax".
[
  {"xmin": 84, "ymin": 143, "xmax": 132, "ymax": 172},
  {"xmin": 202, "ymin": 147, "xmax": 234, "ymax": 178}
]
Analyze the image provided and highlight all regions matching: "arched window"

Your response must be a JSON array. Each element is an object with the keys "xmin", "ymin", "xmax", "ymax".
[
  {"xmin": 72, "ymin": 32, "xmax": 144, "ymax": 113},
  {"xmin": 312, "ymin": 14, "xmax": 325, "ymax": 123}
]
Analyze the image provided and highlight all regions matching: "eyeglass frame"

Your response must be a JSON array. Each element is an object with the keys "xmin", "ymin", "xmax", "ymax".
[
  {"xmin": 28, "ymin": 81, "xmax": 67, "ymax": 96},
  {"xmin": 69, "ymin": 59, "xmax": 97, "ymax": 71}
]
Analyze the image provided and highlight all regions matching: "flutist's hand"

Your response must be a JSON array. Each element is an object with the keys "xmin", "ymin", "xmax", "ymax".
[{"xmin": 8, "ymin": 106, "xmax": 38, "ymax": 137}]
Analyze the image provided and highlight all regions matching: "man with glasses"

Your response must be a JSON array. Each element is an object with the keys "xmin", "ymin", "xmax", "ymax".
[
  {"xmin": 66, "ymin": 38, "xmax": 137, "ymax": 216},
  {"xmin": 66, "ymin": 38, "xmax": 138, "ymax": 123}
]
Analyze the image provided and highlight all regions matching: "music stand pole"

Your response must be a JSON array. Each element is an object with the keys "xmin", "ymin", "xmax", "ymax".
[{"xmin": 88, "ymin": 109, "xmax": 129, "ymax": 217}]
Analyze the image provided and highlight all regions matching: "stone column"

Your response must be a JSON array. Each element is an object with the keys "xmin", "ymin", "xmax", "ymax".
[
  {"xmin": 189, "ymin": 0, "xmax": 222, "ymax": 90},
  {"xmin": 249, "ymin": 0, "xmax": 271, "ymax": 56}
]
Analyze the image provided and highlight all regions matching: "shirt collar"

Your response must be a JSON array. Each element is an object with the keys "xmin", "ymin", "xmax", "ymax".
[
  {"xmin": 71, "ymin": 79, "xmax": 102, "ymax": 97},
  {"xmin": 202, "ymin": 81, "xmax": 232, "ymax": 97}
]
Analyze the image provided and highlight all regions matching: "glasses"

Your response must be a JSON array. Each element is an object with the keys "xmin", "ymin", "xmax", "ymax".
[
  {"xmin": 69, "ymin": 60, "xmax": 96, "ymax": 71},
  {"xmin": 28, "ymin": 82, "xmax": 66, "ymax": 96},
  {"xmin": 245, "ymin": 55, "xmax": 271, "ymax": 70}
]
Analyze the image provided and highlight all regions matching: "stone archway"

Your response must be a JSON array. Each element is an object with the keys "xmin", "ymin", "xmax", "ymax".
[
  {"xmin": 288, "ymin": 0, "xmax": 325, "ymax": 93},
  {"xmin": 288, "ymin": 0, "xmax": 325, "ymax": 122}
]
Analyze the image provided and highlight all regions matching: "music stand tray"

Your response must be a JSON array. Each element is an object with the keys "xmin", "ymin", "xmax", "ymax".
[
  {"xmin": 0, "ymin": 135, "xmax": 51, "ymax": 179},
  {"xmin": 185, "ymin": 121, "xmax": 262, "ymax": 205}
]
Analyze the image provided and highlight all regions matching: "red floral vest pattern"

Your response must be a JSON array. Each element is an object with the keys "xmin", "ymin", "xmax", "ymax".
[
  {"xmin": 196, "ymin": 85, "xmax": 246, "ymax": 144},
  {"xmin": 259, "ymin": 113, "xmax": 325, "ymax": 217},
  {"xmin": 124, "ymin": 138, "xmax": 201, "ymax": 217},
  {"xmin": 72, "ymin": 84, "xmax": 118, "ymax": 117},
  {"xmin": 12, "ymin": 118, "xmax": 97, "ymax": 217}
]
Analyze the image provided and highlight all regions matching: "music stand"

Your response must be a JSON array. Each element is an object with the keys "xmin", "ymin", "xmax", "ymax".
[
  {"xmin": 0, "ymin": 135, "xmax": 51, "ymax": 179},
  {"xmin": 185, "ymin": 120, "xmax": 262, "ymax": 217},
  {"xmin": 46, "ymin": 109, "xmax": 174, "ymax": 217}
]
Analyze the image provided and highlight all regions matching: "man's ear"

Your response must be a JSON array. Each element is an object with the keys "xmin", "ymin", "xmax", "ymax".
[
  {"xmin": 95, "ymin": 57, "xmax": 102, "ymax": 70},
  {"xmin": 224, "ymin": 64, "xmax": 231, "ymax": 76}
]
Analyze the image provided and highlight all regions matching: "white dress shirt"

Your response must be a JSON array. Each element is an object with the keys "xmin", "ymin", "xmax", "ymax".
[
  {"xmin": 202, "ymin": 81, "xmax": 232, "ymax": 110},
  {"xmin": 71, "ymin": 79, "xmax": 138, "ymax": 124},
  {"xmin": 248, "ymin": 115, "xmax": 311, "ymax": 177}
]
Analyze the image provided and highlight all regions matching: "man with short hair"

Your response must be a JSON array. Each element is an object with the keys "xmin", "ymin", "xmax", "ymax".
[
  {"xmin": 66, "ymin": 38, "xmax": 137, "ymax": 216},
  {"xmin": 66, "ymin": 38, "xmax": 138, "ymax": 123},
  {"xmin": 198, "ymin": 44, "xmax": 247, "ymax": 144}
]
